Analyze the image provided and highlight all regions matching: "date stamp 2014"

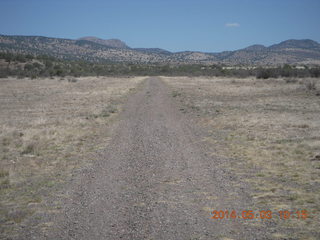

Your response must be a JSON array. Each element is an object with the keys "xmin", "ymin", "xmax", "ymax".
[{"xmin": 210, "ymin": 210, "xmax": 309, "ymax": 220}]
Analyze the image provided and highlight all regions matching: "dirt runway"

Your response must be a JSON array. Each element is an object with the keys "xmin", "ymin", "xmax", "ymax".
[{"xmin": 26, "ymin": 77, "xmax": 269, "ymax": 239}]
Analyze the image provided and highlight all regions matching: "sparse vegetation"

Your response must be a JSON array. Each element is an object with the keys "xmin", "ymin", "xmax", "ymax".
[
  {"xmin": 68, "ymin": 77, "xmax": 78, "ymax": 83},
  {"xmin": 0, "ymin": 76, "xmax": 144, "ymax": 236},
  {"xmin": 172, "ymin": 90, "xmax": 181, "ymax": 97},
  {"xmin": 0, "ymin": 170, "xmax": 9, "ymax": 178},
  {"xmin": 285, "ymin": 78, "xmax": 298, "ymax": 83},
  {"xmin": 100, "ymin": 105, "xmax": 117, "ymax": 117},
  {"xmin": 164, "ymin": 76, "xmax": 320, "ymax": 239},
  {"xmin": 1, "ymin": 52, "xmax": 320, "ymax": 79},
  {"xmin": 21, "ymin": 142, "xmax": 36, "ymax": 155},
  {"xmin": 305, "ymin": 79, "xmax": 317, "ymax": 90}
]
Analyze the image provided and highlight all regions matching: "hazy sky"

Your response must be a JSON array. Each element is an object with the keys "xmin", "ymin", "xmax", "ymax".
[{"xmin": 0, "ymin": 0, "xmax": 319, "ymax": 52}]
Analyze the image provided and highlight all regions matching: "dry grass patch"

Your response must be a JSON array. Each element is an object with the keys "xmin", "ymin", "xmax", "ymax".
[
  {"xmin": 163, "ymin": 76, "xmax": 320, "ymax": 239},
  {"xmin": 0, "ymin": 76, "xmax": 144, "ymax": 235}
]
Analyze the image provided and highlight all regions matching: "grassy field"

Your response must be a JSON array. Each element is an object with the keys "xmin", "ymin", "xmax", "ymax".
[
  {"xmin": 163, "ymin": 76, "xmax": 320, "ymax": 239},
  {"xmin": 0, "ymin": 76, "xmax": 144, "ymax": 236}
]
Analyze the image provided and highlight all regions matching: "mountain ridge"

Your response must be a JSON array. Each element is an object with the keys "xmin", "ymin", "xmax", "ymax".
[
  {"xmin": 78, "ymin": 36, "xmax": 129, "ymax": 49},
  {"xmin": 0, "ymin": 34, "xmax": 320, "ymax": 65}
]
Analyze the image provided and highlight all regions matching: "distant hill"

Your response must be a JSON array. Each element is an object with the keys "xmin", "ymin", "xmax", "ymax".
[
  {"xmin": 269, "ymin": 39, "xmax": 320, "ymax": 50},
  {"xmin": 0, "ymin": 35, "xmax": 320, "ymax": 65},
  {"xmin": 78, "ymin": 37, "xmax": 129, "ymax": 49},
  {"xmin": 243, "ymin": 45, "xmax": 267, "ymax": 51},
  {"xmin": 133, "ymin": 48, "xmax": 172, "ymax": 55},
  {"xmin": 215, "ymin": 39, "xmax": 320, "ymax": 65}
]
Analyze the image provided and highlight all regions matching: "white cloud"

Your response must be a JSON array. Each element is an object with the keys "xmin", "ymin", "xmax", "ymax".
[{"xmin": 225, "ymin": 23, "xmax": 240, "ymax": 27}]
